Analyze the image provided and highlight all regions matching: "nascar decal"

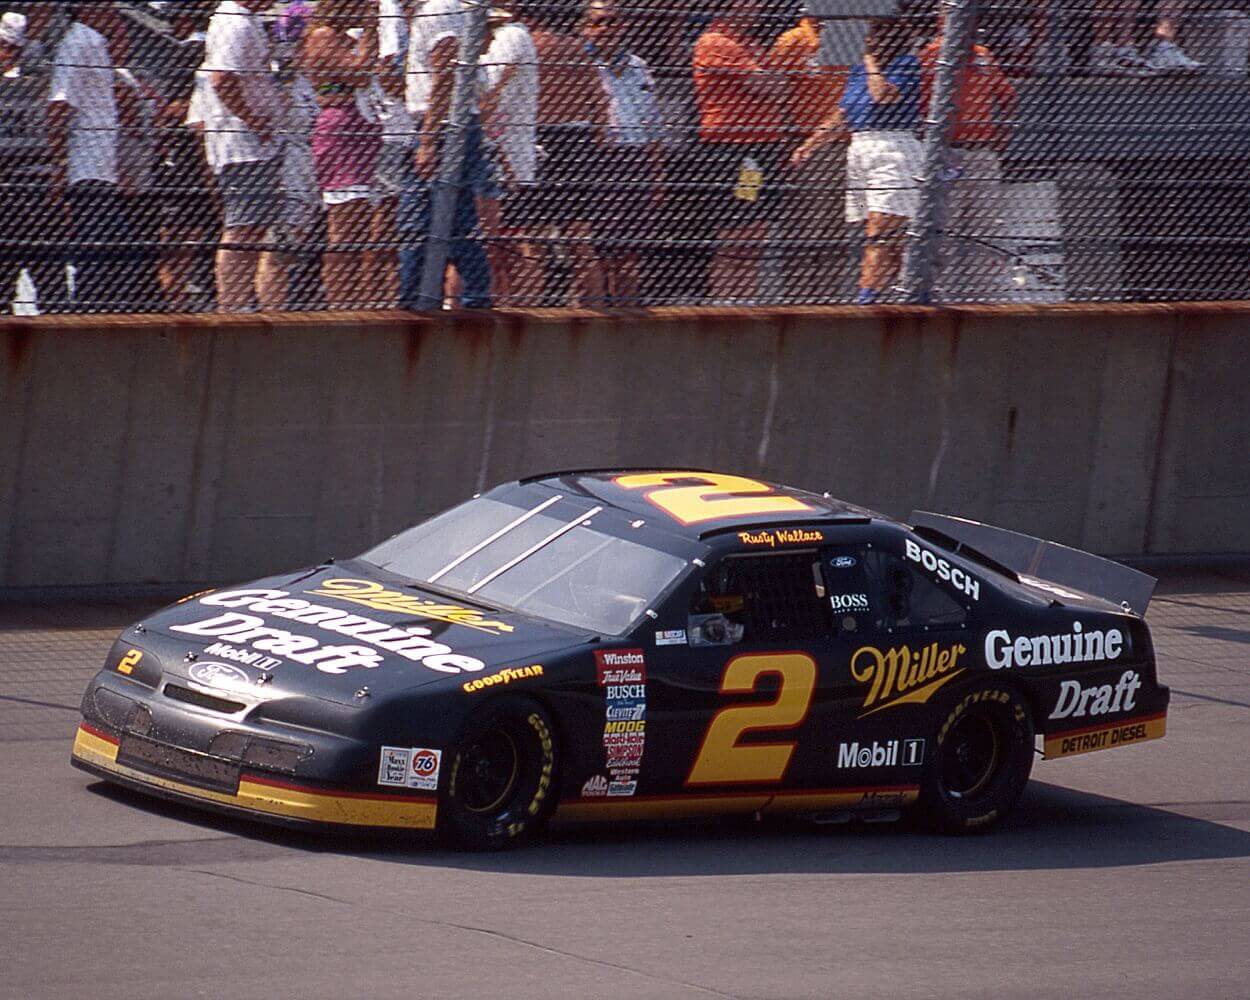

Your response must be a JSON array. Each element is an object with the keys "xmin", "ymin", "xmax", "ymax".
[
  {"xmin": 851, "ymin": 642, "xmax": 967, "ymax": 717},
  {"xmin": 170, "ymin": 589, "xmax": 487, "ymax": 675},
  {"xmin": 305, "ymin": 578, "xmax": 514, "ymax": 635},
  {"xmin": 378, "ymin": 746, "xmax": 442, "ymax": 790},
  {"xmin": 986, "ymin": 621, "xmax": 1124, "ymax": 670},
  {"xmin": 904, "ymin": 539, "xmax": 980, "ymax": 600},
  {"xmin": 1044, "ymin": 714, "xmax": 1166, "ymax": 759},
  {"xmin": 462, "ymin": 664, "xmax": 543, "ymax": 694},
  {"xmin": 737, "ymin": 528, "xmax": 823, "ymax": 548},
  {"xmin": 594, "ymin": 649, "xmax": 647, "ymax": 796}
]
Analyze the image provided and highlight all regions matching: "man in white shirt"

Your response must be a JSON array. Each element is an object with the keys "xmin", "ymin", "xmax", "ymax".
[
  {"xmin": 479, "ymin": 7, "xmax": 539, "ymax": 301},
  {"xmin": 47, "ymin": 4, "xmax": 128, "ymax": 311},
  {"xmin": 581, "ymin": 0, "xmax": 666, "ymax": 303},
  {"xmin": 399, "ymin": 0, "xmax": 492, "ymax": 308},
  {"xmin": 192, "ymin": 0, "xmax": 285, "ymax": 311}
]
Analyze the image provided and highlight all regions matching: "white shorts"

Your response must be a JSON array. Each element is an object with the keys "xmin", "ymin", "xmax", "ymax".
[
  {"xmin": 322, "ymin": 185, "xmax": 373, "ymax": 206},
  {"xmin": 845, "ymin": 130, "xmax": 923, "ymax": 223}
]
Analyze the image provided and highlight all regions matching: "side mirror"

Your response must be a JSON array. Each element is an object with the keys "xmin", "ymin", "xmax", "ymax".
[{"xmin": 688, "ymin": 613, "xmax": 744, "ymax": 647}]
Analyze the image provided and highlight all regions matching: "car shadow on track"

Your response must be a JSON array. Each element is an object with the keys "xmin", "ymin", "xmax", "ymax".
[{"xmin": 82, "ymin": 778, "xmax": 1250, "ymax": 876}]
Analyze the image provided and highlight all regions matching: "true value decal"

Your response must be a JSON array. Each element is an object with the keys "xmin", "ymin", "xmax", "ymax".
[
  {"xmin": 851, "ymin": 642, "xmax": 967, "ymax": 717},
  {"xmin": 985, "ymin": 621, "xmax": 1124, "ymax": 670},
  {"xmin": 904, "ymin": 539, "xmax": 980, "ymax": 600},
  {"xmin": 593, "ymin": 649, "xmax": 647, "ymax": 796},
  {"xmin": 170, "ymin": 589, "xmax": 487, "ymax": 675}
]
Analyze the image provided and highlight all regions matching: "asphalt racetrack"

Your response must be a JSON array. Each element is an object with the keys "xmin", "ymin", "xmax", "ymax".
[{"xmin": 2, "ymin": 566, "xmax": 1248, "ymax": 999}]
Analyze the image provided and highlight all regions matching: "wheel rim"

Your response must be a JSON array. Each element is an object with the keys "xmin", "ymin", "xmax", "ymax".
[
  {"xmin": 941, "ymin": 713, "xmax": 1001, "ymax": 800},
  {"xmin": 460, "ymin": 728, "xmax": 520, "ymax": 814}
]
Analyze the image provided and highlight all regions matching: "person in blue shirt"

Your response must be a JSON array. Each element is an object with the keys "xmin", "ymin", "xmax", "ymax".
[{"xmin": 792, "ymin": 18, "xmax": 921, "ymax": 304}]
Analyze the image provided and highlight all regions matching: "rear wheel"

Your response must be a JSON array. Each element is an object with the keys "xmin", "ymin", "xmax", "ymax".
[
  {"xmin": 442, "ymin": 695, "xmax": 558, "ymax": 850},
  {"xmin": 917, "ymin": 681, "xmax": 1034, "ymax": 834}
]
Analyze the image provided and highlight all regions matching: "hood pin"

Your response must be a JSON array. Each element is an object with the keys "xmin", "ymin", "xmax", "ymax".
[
  {"xmin": 184, "ymin": 651, "xmax": 197, "ymax": 662},
  {"xmin": 355, "ymin": 686, "xmax": 371, "ymax": 700}
]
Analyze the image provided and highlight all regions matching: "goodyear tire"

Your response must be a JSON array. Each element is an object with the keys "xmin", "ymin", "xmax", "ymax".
[
  {"xmin": 442, "ymin": 695, "xmax": 558, "ymax": 851},
  {"xmin": 917, "ymin": 681, "xmax": 1034, "ymax": 834}
]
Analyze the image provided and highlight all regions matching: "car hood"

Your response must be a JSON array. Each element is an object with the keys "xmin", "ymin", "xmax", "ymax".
[{"xmin": 140, "ymin": 561, "xmax": 592, "ymax": 706}]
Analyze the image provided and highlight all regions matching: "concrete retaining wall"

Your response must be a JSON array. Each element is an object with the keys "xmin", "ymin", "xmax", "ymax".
[{"xmin": 2, "ymin": 304, "xmax": 1247, "ymax": 587}]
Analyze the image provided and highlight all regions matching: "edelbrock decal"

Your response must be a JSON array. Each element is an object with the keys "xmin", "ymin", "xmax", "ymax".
[
  {"xmin": 904, "ymin": 538, "xmax": 980, "ymax": 600},
  {"xmin": 170, "ymin": 589, "xmax": 487, "ymax": 675},
  {"xmin": 985, "ymin": 621, "xmax": 1124, "ymax": 670},
  {"xmin": 1049, "ymin": 670, "xmax": 1141, "ymax": 720}
]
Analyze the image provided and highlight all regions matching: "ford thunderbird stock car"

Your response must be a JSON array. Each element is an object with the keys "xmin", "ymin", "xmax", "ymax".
[{"xmin": 72, "ymin": 470, "xmax": 1169, "ymax": 849}]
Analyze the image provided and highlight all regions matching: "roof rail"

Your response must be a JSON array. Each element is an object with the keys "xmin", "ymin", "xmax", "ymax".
[
  {"xmin": 518, "ymin": 467, "xmax": 716, "ymax": 484},
  {"xmin": 698, "ymin": 516, "xmax": 872, "ymax": 541}
]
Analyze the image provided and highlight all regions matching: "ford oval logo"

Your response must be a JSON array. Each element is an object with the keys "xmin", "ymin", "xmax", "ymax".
[{"xmin": 188, "ymin": 661, "xmax": 251, "ymax": 689}]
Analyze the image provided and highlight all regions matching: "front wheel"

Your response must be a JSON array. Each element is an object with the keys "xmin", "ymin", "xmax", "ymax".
[
  {"xmin": 917, "ymin": 681, "xmax": 1034, "ymax": 834},
  {"xmin": 441, "ymin": 695, "xmax": 558, "ymax": 851}
]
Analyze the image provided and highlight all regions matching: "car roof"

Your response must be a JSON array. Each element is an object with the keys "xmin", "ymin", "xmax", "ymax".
[{"xmin": 511, "ymin": 469, "xmax": 889, "ymax": 540}]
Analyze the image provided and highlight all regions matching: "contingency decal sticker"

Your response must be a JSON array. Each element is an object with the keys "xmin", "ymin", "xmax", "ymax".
[{"xmin": 593, "ymin": 649, "xmax": 647, "ymax": 796}]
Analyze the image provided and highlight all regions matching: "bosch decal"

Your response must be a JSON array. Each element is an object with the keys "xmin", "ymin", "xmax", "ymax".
[{"xmin": 904, "ymin": 538, "xmax": 980, "ymax": 601}]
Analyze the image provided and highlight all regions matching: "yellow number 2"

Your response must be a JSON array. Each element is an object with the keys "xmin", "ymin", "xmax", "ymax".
[
  {"xmin": 117, "ymin": 649, "xmax": 143, "ymax": 675},
  {"xmin": 614, "ymin": 472, "xmax": 813, "ymax": 526},
  {"xmin": 687, "ymin": 653, "xmax": 817, "ymax": 786}
]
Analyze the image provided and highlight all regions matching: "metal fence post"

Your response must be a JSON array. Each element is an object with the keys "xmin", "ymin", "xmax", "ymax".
[
  {"xmin": 415, "ymin": 0, "xmax": 490, "ymax": 310},
  {"xmin": 900, "ymin": 0, "xmax": 979, "ymax": 304}
]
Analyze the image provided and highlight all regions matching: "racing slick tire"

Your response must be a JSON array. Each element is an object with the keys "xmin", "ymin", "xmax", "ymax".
[
  {"xmin": 441, "ymin": 695, "xmax": 559, "ymax": 851},
  {"xmin": 917, "ymin": 680, "xmax": 1035, "ymax": 834}
]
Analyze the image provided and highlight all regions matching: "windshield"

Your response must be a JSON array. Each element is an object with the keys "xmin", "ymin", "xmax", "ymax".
[{"xmin": 362, "ymin": 496, "xmax": 689, "ymax": 635}]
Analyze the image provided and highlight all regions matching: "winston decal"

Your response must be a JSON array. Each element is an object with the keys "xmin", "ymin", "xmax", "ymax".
[{"xmin": 850, "ymin": 642, "xmax": 967, "ymax": 717}]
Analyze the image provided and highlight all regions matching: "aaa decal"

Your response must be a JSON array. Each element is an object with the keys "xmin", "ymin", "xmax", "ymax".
[
  {"xmin": 851, "ymin": 642, "xmax": 967, "ymax": 717},
  {"xmin": 306, "ymin": 578, "xmax": 514, "ymax": 635}
]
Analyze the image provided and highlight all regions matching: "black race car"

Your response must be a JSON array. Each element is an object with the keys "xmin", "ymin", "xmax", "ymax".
[{"xmin": 73, "ymin": 470, "xmax": 1169, "ymax": 849}]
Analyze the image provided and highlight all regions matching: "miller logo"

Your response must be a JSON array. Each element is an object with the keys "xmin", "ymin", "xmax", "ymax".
[{"xmin": 850, "ymin": 642, "xmax": 967, "ymax": 717}]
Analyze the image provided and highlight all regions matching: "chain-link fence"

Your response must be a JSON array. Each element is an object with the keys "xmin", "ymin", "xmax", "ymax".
[{"xmin": 2, "ymin": 0, "xmax": 1248, "ymax": 313}]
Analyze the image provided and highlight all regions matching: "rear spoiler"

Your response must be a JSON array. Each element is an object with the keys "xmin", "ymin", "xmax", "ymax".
[{"xmin": 909, "ymin": 512, "xmax": 1157, "ymax": 615}]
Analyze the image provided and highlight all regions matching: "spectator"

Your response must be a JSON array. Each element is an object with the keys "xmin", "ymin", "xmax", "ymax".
[
  {"xmin": 479, "ymin": 1, "xmax": 541, "ymax": 303},
  {"xmin": 1146, "ymin": 3, "xmax": 1205, "ymax": 72},
  {"xmin": 153, "ymin": 2, "xmax": 216, "ymax": 311},
  {"xmin": 692, "ymin": 0, "xmax": 789, "ymax": 303},
  {"xmin": 581, "ymin": 0, "xmax": 667, "ymax": 305},
  {"xmin": 192, "ymin": 0, "xmax": 286, "ymax": 312},
  {"xmin": 1090, "ymin": 1, "xmax": 1203, "ymax": 74},
  {"xmin": 273, "ymin": 2, "xmax": 326, "ymax": 309},
  {"xmin": 527, "ymin": 2, "xmax": 608, "ymax": 306},
  {"xmin": 368, "ymin": 0, "xmax": 417, "ymax": 307},
  {"xmin": 793, "ymin": 17, "xmax": 920, "ymax": 304},
  {"xmin": 400, "ymin": 0, "xmax": 493, "ymax": 309},
  {"xmin": 48, "ymin": 4, "xmax": 131, "ymax": 311},
  {"xmin": 303, "ymin": 0, "xmax": 381, "ymax": 309},
  {"xmin": 0, "ymin": 9, "xmax": 67, "ymax": 313},
  {"xmin": 769, "ymin": 5, "xmax": 852, "ymax": 303},
  {"xmin": 919, "ymin": 12, "xmax": 1018, "ymax": 301}
]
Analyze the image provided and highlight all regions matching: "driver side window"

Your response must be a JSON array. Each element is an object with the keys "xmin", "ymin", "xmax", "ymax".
[
  {"xmin": 689, "ymin": 552, "xmax": 832, "ymax": 645},
  {"xmin": 862, "ymin": 549, "xmax": 967, "ymax": 629}
]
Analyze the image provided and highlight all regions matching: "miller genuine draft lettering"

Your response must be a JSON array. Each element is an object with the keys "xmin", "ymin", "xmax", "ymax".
[{"xmin": 850, "ymin": 642, "xmax": 967, "ymax": 716}]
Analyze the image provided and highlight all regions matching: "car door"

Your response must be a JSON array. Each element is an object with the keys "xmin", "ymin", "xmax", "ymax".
[{"xmin": 643, "ymin": 547, "xmax": 845, "ymax": 808}]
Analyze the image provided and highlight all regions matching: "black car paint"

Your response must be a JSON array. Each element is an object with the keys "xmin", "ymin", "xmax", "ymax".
[{"xmin": 73, "ymin": 472, "xmax": 1169, "ymax": 829}]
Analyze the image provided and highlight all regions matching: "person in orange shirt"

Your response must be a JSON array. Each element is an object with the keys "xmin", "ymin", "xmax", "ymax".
[
  {"xmin": 919, "ymin": 18, "xmax": 1018, "ymax": 301},
  {"xmin": 768, "ymin": 6, "xmax": 852, "ymax": 302},
  {"xmin": 693, "ymin": 0, "xmax": 788, "ymax": 303}
]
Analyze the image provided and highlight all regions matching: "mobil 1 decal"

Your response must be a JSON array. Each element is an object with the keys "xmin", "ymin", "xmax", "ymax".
[{"xmin": 591, "ymin": 649, "xmax": 647, "ymax": 798}]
